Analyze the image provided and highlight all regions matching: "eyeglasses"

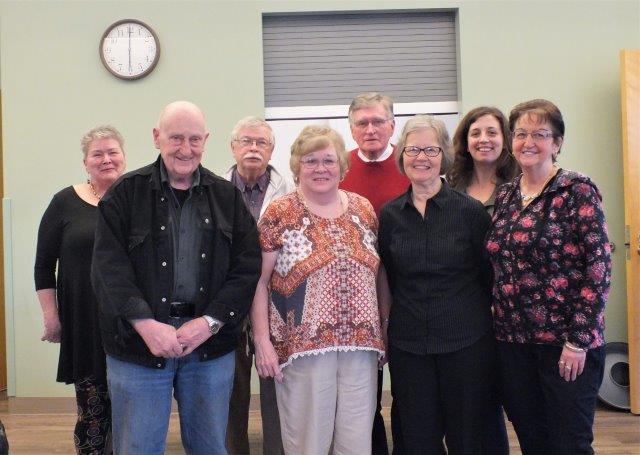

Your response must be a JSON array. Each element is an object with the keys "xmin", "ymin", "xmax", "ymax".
[
  {"xmin": 353, "ymin": 118, "xmax": 391, "ymax": 130},
  {"xmin": 402, "ymin": 146, "xmax": 443, "ymax": 157},
  {"xmin": 511, "ymin": 130, "xmax": 554, "ymax": 142},
  {"xmin": 234, "ymin": 137, "xmax": 271, "ymax": 149},
  {"xmin": 300, "ymin": 157, "xmax": 339, "ymax": 170}
]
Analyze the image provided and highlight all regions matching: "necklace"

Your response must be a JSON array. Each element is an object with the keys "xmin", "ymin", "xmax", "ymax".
[
  {"xmin": 297, "ymin": 189, "xmax": 345, "ymax": 217},
  {"xmin": 520, "ymin": 166, "xmax": 557, "ymax": 205},
  {"xmin": 87, "ymin": 179, "xmax": 102, "ymax": 200}
]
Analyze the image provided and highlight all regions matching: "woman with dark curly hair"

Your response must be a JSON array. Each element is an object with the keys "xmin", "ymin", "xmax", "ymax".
[
  {"xmin": 447, "ymin": 106, "xmax": 518, "ymax": 215},
  {"xmin": 447, "ymin": 106, "xmax": 518, "ymax": 454}
]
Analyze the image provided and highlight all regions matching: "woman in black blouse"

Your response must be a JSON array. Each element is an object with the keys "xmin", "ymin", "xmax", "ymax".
[
  {"xmin": 35, "ymin": 125, "xmax": 126, "ymax": 454},
  {"xmin": 378, "ymin": 115, "xmax": 497, "ymax": 454}
]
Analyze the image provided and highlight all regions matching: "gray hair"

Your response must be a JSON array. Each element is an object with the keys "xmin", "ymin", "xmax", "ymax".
[
  {"xmin": 81, "ymin": 125, "xmax": 125, "ymax": 157},
  {"xmin": 395, "ymin": 115, "xmax": 453, "ymax": 176},
  {"xmin": 348, "ymin": 92, "xmax": 394, "ymax": 125},
  {"xmin": 230, "ymin": 116, "xmax": 275, "ymax": 146}
]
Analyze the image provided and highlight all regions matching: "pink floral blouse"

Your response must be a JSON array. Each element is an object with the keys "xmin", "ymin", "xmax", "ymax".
[{"xmin": 486, "ymin": 169, "xmax": 611, "ymax": 350}]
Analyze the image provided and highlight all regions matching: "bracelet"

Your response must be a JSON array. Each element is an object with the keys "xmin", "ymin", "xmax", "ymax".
[{"xmin": 564, "ymin": 341, "xmax": 586, "ymax": 353}]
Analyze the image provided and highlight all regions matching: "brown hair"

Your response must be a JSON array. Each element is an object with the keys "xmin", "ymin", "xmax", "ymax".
[
  {"xmin": 447, "ymin": 106, "xmax": 518, "ymax": 188},
  {"xmin": 509, "ymin": 99, "xmax": 564, "ymax": 160}
]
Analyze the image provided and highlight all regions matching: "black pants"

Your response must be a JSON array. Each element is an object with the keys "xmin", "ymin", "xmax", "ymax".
[
  {"xmin": 372, "ymin": 368, "xmax": 389, "ymax": 454},
  {"xmin": 74, "ymin": 375, "xmax": 112, "ymax": 455},
  {"xmin": 388, "ymin": 333, "xmax": 498, "ymax": 455},
  {"xmin": 482, "ymin": 386, "xmax": 509, "ymax": 455},
  {"xmin": 497, "ymin": 341, "xmax": 605, "ymax": 455}
]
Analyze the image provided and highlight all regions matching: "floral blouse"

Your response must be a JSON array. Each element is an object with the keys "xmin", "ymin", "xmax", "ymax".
[
  {"xmin": 486, "ymin": 169, "xmax": 611, "ymax": 350},
  {"xmin": 258, "ymin": 191, "xmax": 384, "ymax": 368}
]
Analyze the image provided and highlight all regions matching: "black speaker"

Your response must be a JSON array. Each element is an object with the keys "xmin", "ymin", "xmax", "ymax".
[{"xmin": 598, "ymin": 342, "xmax": 630, "ymax": 410}]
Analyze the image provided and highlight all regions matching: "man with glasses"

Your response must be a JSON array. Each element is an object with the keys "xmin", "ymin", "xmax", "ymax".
[
  {"xmin": 91, "ymin": 101, "xmax": 261, "ymax": 453},
  {"xmin": 340, "ymin": 92, "xmax": 409, "ymax": 455},
  {"xmin": 224, "ymin": 116, "xmax": 294, "ymax": 455}
]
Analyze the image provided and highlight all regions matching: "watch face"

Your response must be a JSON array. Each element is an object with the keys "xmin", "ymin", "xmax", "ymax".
[{"xmin": 100, "ymin": 19, "xmax": 160, "ymax": 80}]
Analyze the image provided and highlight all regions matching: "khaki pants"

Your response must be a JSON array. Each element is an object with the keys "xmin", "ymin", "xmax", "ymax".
[{"xmin": 275, "ymin": 350, "xmax": 377, "ymax": 455}]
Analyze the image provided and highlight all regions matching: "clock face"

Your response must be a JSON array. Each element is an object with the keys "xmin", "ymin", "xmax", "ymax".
[{"xmin": 100, "ymin": 19, "xmax": 160, "ymax": 80}]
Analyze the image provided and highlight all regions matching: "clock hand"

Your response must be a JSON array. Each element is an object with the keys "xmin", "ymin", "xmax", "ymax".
[{"xmin": 128, "ymin": 26, "xmax": 132, "ymax": 72}]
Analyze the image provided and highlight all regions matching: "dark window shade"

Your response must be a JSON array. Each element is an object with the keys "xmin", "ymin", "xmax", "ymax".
[{"xmin": 263, "ymin": 11, "xmax": 458, "ymax": 107}]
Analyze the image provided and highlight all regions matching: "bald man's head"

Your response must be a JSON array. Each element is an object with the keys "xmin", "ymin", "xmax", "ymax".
[{"xmin": 153, "ymin": 101, "xmax": 210, "ymax": 189}]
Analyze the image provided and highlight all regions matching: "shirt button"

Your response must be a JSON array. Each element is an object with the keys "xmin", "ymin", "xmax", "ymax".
[
  {"xmin": 156, "ymin": 363, "xmax": 162, "ymax": 368},
  {"xmin": 199, "ymin": 286, "xmax": 204, "ymax": 292},
  {"xmin": 162, "ymin": 261, "xmax": 167, "ymax": 267},
  {"xmin": 230, "ymin": 311, "xmax": 235, "ymax": 317},
  {"xmin": 160, "ymin": 197, "xmax": 165, "ymax": 202},
  {"xmin": 204, "ymin": 218, "xmax": 210, "ymax": 224},
  {"xmin": 201, "ymin": 253, "xmax": 206, "ymax": 259},
  {"xmin": 161, "ymin": 297, "xmax": 167, "ymax": 302},
  {"xmin": 160, "ymin": 225, "xmax": 166, "ymax": 230}
]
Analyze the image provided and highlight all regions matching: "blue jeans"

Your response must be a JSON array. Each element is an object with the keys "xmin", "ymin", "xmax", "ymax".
[{"xmin": 107, "ymin": 329, "xmax": 235, "ymax": 454}]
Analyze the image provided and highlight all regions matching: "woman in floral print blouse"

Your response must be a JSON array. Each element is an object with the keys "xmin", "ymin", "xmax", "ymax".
[
  {"xmin": 251, "ymin": 125, "xmax": 384, "ymax": 454},
  {"xmin": 486, "ymin": 99, "xmax": 611, "ymax": 455}
]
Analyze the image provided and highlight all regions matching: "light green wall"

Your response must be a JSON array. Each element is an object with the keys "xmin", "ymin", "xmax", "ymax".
[{"xmin": 0, "ymin": 0, "xmax": 637, "ymax": 396}]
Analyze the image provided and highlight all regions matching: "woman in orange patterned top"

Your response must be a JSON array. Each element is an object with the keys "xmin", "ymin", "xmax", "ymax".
[{"xmin": 250, "ymin": 125, "xmax": 385, "ymax": 454}]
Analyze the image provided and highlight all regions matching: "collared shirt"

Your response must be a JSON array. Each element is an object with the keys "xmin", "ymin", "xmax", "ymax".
[
  {"xmin": 160, "ymin": 161, "xmax": 202, "ymax": 303},
  {"xmin": 230, "ymin": 168, "xmax": 270, "ymax": 221},
  {"xmin": 378, "ymin": 179, "xmax": 493, "ymax": 354},
  {"xmin": 357, "ymin": 143, "xmax": 393, "ymax": 162}
]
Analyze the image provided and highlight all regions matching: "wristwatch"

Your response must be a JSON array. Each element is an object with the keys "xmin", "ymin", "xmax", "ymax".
[{"xmin": 202, "ymin": 315, "xmax": 221, "ymax": 335}]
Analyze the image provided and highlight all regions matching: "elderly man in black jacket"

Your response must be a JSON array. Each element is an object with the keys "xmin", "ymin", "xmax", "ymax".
[{"xmin": 91, "ymin": 101, "xmax": 261, "ymax": 454}]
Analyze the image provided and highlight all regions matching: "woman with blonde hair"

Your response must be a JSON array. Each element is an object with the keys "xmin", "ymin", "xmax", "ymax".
[{"xmin": 251, "ymin": 125, "xmax": 384, "ymax": 454}]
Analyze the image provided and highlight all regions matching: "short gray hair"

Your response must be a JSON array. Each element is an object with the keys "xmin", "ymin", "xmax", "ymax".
[
  {"xmin": 81, "ymin": 125, "xmax": 125, "ymax": 157},
  {"xmin": 230, "ymin": 116, "xmax": 275, "ymax": 146},
  {"xmin": 395, "ymin": 115, "xmax": 453, "ymax": 176},
  {"xmin": 348, "ymin": 92, "xmax": 394, "ymax": 125}
]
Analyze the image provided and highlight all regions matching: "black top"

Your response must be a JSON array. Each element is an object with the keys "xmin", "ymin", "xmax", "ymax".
[
  {"xmin": 161, "ymin": 162, "xmax": 202, "ymax": 303},
  {"xmin": 34, "ymin": 186, "xmax": 105, "ymax": 384},
  {"xmin": 378, "ymin": 179, "xmax": 493, "ymax": 354}
]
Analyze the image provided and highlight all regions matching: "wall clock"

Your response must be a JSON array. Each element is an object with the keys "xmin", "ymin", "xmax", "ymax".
[{"xmin": 100, "ymin": 19, "xmax": 160, "ymax": 80}]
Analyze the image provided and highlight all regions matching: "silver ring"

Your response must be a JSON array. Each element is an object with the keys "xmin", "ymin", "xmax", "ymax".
[
  {"xmin": 558, "ymin": 360, "xmax": 565, "ymax": 365},
  {"xmin": 565, "ymin": 365, "xmax": 571, "ymax": 369}
]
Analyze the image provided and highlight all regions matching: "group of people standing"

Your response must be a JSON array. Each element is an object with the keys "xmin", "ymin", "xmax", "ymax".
[{"xmin": 35, "ymin": 93, "xmax": 610, "ymax": 455}]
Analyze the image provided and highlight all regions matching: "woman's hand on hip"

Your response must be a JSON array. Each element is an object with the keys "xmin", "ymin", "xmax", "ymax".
[
  {"xmin": 557, "ymin": 345, "xmax": 587, "ymax": 382},
  {"xmin": 254, "ymin": 338, "xmax": 283, "ymax": 382}
]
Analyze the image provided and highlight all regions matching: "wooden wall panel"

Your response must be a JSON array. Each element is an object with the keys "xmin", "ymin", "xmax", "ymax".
[{"xmin": 620, "ymin": 49, "xmax": 640, "ymax": 414}]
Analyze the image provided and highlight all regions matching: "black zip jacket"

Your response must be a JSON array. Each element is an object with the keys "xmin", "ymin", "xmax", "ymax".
[{"xmin": 91, "ymin": 156, "xmax": 261, "ymax": 369}]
